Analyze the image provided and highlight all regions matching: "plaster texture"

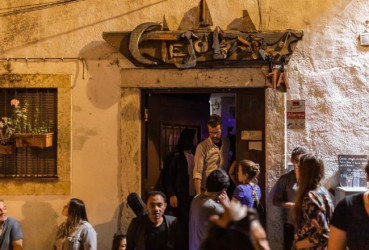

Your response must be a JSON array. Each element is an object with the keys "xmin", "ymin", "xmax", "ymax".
[{"xmin": 0, "ymin": 0, "xmax": 367, "ymax": 249}]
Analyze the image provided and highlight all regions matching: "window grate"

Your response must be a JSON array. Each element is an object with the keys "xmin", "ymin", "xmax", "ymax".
[
  {"xmin": 160, "ymin": 123, "xmax": 200, "ymax": 170},
  {"xmin": 0, "ymin": 88, "xmax": 57, "ymax": 179}
]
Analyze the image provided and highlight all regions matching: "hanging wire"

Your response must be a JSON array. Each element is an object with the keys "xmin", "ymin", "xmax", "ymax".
[
  {"xmin": 0, "ymin": 0, "xmax": 85, "ymax": 17},
  {"xmin": 0, "ymin": 57, "xmax": 86, "ymax": 80},
  {"xmin": 257, "ymin": 0, "xmax": 262, "ymax": 31}
]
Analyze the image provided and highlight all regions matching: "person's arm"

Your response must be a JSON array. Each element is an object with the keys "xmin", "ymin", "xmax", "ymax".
[
  {"xmin": 10, "ymin": 219, "xmax": 23, "ymax": 250},
  {"xmin": 82, "ymin": 224, "xmax": 97, "ymax": 250},
  {"xmin": 327, "ymin": 198, "xmax": 348, "ymax": 250},
  {"xmin": 12, "ymin": 239, "xmax": 23, "ymax": 250},
  {"xmin": 294, "ymin": 237, "xmax": 315, "ymax": 249},
  {"xmin": 166, "ymin": 154, "xmax": 178, "ymax": 207},
  {"xmin": 228, "ymin": 160, "xmax": 237, "ymax": 184},
  {"xmin": 327, "ymin": 226, "xmax": 347, "ymax": 250},
  {"xmin": 272, "ymin": 175, "xmax": 295, "ymax": 209},
  {"xmin": 193, "ymin": 145, "xmax": 205, "ymax": 195},
  {"xmin": 194, "ymin": 178, "xmax": 202, "ymax": 195},
  {"xmin": 231, "ymin": 185, "xmax": 246, "ymax": 206},
  {"xmin": 249, "ymin": 220, "xmax": 270, "ymax": 250}
]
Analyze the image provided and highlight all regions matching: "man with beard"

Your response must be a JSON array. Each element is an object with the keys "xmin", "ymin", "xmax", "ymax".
[
  {"xmin": 0, "ymin": 199, "xmax": 23, "ymax": 250},
  {"xmin": 193, "ymin": 114, "xmax": 230, "ymax": 195},
  {"xmin": 126, "ymin": 191, "xmax": 182, "ymax": 250}
]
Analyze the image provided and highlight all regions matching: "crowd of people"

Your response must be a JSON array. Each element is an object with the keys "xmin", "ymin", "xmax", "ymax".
[{"xmin": 0, "ymin": 114, "xmax": 368, "ymax": 250}]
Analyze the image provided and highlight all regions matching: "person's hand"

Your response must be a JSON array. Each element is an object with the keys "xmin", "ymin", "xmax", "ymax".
[
  {"xmin": 217, "ymin": 190, "xmax": 229, "ymax": 203},
  {"xmin": 210, "ymin": 199, "xmax": 247, "ymax": 228},
  {"xmin": 250, "ymin": 220, "xmax": 271, "ymax": 250},
  {"xmin": 169, "ymin": 196, "xmax": 178, "ymax": 208},
  {"xmin": 283, "ymin": 202, "xmax": 295, "ymax": 209}
]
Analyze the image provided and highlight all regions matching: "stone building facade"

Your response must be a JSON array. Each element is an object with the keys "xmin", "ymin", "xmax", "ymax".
[{"xmin": 0, "ymin": 0, "xmax": 368, "ymax": 249}]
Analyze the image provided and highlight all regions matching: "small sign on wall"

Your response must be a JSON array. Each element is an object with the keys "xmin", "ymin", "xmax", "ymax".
[
  {"xmin": 338, "ymin": 154, "xmax": 368, "ymax": 187},
  {"xmin": 241, "ymin": 130, "xmax": 262, "ymax": 140},
  {"xmin": 287, "ymin": 100, "xmax": 305, "ymax": 129}
]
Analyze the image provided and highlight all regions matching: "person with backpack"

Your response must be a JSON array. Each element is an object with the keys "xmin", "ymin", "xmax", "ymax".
[
  {"xmin": 231, "ymin": 160, "xmax": 261, "ymax": 209},
  {"xmin": 231, "ymin": 160, "xmax": 265, "ymax": 228}
]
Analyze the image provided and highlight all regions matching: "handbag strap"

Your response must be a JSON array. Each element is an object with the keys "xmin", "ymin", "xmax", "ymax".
[{"xmin": 251, "ymin": 185, "xmax": 261, "ymax": 204}]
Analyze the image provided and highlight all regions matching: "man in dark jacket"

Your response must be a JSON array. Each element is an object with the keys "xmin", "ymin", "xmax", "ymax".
[{"xmin": 126, "ymin": 191, "xmax": 183, "ymax": 250}]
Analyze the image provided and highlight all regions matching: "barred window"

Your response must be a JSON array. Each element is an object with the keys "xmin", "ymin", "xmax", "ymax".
[
  {"xmin": 0, "ymin": 88, "xmax": 57, "ymax": 178},
  {"xmin": 160, "ymin": 123, "xmax": 200, "ymax": 169}
]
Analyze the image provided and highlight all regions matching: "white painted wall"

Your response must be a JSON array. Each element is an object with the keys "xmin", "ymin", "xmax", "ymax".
[{"xmin": 0, "ymin": 0, "xmax": 368, "ymax": 249}]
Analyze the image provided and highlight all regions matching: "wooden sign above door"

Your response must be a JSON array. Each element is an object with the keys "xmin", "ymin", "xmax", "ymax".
[{"xmin": 103, "ymin": 0, "xmax": 303, "ymax": 90}]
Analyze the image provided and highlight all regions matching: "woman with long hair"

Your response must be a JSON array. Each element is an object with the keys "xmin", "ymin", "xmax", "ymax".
[
  {"xmin": 55, "ymin": 198, "xmax": 97, "ymax": 250},
  {"xmin": 231, "ymin": 160, "xmax": 261, "ymax": 208},
  {"xmin": 292, "ymin": 154, "xmax": 333, "ymax": 249}
]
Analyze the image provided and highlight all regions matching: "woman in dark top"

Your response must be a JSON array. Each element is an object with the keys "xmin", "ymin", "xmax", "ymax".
[
  {"xmin": 291, "ymin": 154, "xmax": 334, "ymax": 249},
  {"xmin": 328, "ymin": 160, "xmax": 369, "ymax": 250},
  {"xmin": 166, "ymin": 128, "xmax": 197, "ymax": 248}
]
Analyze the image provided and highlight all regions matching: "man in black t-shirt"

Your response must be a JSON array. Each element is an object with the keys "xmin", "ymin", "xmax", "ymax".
[{"xmin": 126, "ymin": 191, "xmax": 183, "ymax": 250}]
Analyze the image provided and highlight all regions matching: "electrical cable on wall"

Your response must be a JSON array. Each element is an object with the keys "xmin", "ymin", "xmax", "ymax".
[
  {"xmin": 0, "ymin": 0, "xmax": 85, "ymax": 17},
  {"xmin": 257, "ymin": 0, "xmax": 262, "ymax": 31},
  {"xmin": 0, "ymin": 57, "xmax": 87, "ymax": 79}
]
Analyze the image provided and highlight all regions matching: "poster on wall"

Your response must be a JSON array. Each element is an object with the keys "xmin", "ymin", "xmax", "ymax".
[
  {"xmin": 287, "ymin": 100, "xmax": 305, "ymax": 129},
  {"xmin": 338, "ymin": 154, "xmax": 368, "ymax": 187}
]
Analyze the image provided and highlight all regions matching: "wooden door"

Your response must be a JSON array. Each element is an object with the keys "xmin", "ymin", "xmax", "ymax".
[
  {"xmin": 143, "ymin": 92, "xmax": 209, "ymax": 196},
  {"xmin": 235, "ymin": 88, "xmax": 266, "ymax": 210}
]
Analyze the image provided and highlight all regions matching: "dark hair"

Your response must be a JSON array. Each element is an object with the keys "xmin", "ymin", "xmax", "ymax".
[
  {"xmin": 239, "ymin": 160, "xmax": 260, "ymax": 183},
  {"xmin": 112, "ymin": 234, "xmax": 126, "ymax": 250},
  {"xmin": 177, "ymin": 129, "xmax": 196, "ymax": 151},
  {"xmin": 67, "ymin": 198, "xmax": 89, "ymax": 228},
  {"xmin": 206, "ymin": 169, "xmax": 230, "ymax": 192},
  {"xmin": 292, "ymin": 154, "xmax": 324, "ymax": 227},
  {"xmin": 291, "ymin": 147, "xmax": 308, "ymax": 162},
  {"xmin": 207, "ymin": 114, "xmax": 222, "ymax": 128},
  {"xmin": 145, "ymin": 190, "xmax": 167, "ymax": 203},
  {"xmin": 365, "ymin": 160, "xmax": 369, "ymax": 176}
]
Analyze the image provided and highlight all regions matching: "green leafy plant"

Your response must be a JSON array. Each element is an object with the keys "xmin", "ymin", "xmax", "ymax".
[
  {"xmin": 10, "ymin": 98, "xmax": 53, "ymax": 134},
  {"xmin": 0, "ymin": 117, "xmax": 15, "ymax": 145}
]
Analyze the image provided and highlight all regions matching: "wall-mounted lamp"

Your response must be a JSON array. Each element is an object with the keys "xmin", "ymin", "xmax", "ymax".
[{"xmin": 211, "ymin": 99, "xmax": 220, "ymax": 111}]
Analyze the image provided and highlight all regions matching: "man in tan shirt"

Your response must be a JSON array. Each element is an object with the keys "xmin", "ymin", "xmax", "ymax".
[{"xmin": 193, "ymin": 114, "xmax": 230, "ymax": 195}]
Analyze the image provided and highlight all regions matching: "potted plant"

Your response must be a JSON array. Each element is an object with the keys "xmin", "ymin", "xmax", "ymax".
[
  {"xmin": 0, "ymin": 117, "xmax": 15, "ymax": 154},
  {"xmin": 10, "ymin": 99, "xmax": 54, "ymax": 148}
]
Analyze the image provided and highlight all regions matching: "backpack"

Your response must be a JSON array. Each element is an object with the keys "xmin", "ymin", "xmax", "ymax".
[
  {"xmin": 127, "ymin": 192, "xmax": 147, "ymax": 217},
  {"xmin": 251, "ymin": 186, "xmax": 265, "ymax": 227}
]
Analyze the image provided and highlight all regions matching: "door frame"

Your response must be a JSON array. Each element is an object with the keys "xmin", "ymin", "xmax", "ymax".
[{"xmin": 141, "ymin": 88, "xmax": 266, "ymax": 207}]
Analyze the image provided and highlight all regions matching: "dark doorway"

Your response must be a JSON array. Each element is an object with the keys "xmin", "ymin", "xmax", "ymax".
[{"xmin": 141, "ymin": 88, "xmax": 265, "ymax": 209}]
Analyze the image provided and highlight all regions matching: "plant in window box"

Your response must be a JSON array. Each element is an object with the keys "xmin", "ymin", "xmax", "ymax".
[
  {"xmin": 0, "ymin": 117, "xmax": 15, "ymax": 154},
  {"xmin": 11, "ymin": 99, "xmax": 54, "ymax": 149}
]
